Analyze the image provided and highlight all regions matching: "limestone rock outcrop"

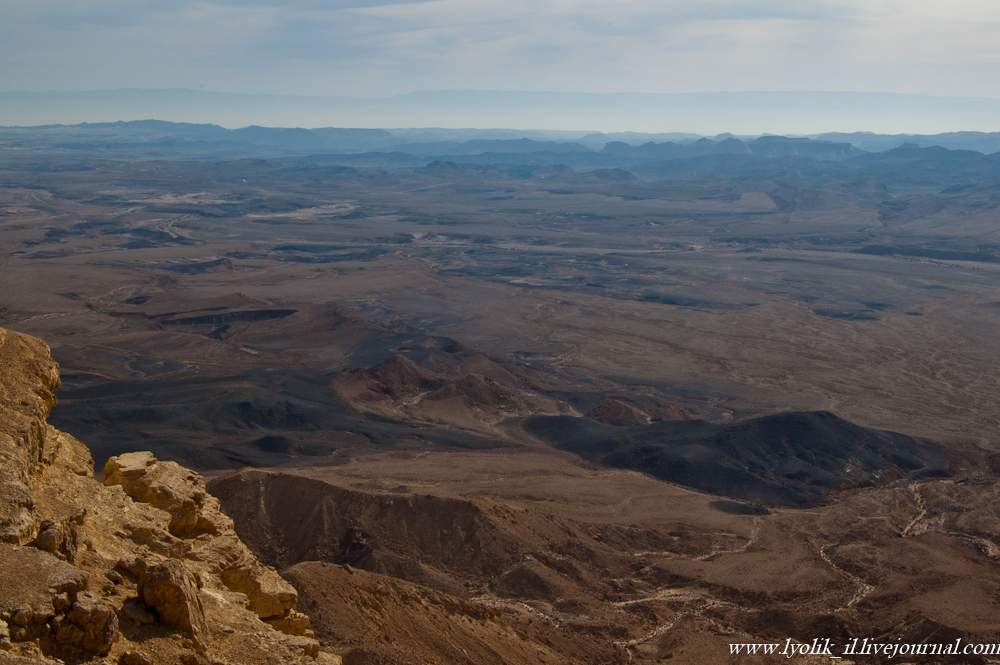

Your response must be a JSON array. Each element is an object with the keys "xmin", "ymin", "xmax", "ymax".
[
  {"xmin": 103, "ymin": 452, "xmax": 302, "ymax": 624},
  {"xmin": 136, "ymin": 560, "xmax": 209, "ymax": 650},
  {"xmin": 0, "ymin": 327, "xmax": 324, "ymax": 664},
  {"xmin": 103, "ymin": 452, "xmax": 221, "ymax": 538},
  {"xmin": 59, "ymin": 591, "xmax": 119, "ymax": 655},
  {"xmin": 0, "ymin": 329, "xmax": 60, "ymax": 545}
]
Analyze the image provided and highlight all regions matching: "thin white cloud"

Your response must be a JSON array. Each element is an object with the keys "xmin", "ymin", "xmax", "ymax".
[{"xmin": 1, "ymin": 0, "xmax": 999, "ymax": 100}]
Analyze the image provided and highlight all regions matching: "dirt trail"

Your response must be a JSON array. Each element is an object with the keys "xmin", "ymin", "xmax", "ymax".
[
  {"xmin": 612, "ymin": 596, "xmax": 735, "ymax": 659},
  {"xmin": 899, "ymin": 480, "xmax": 998, "ymax": 558},
  {"xmin": 470, "ymin": 595, "xmax": 563, "ymax": 627},
  {"xmin": 818, "ymin": 543, "xmax": 875, "ymax": 610},
  {"xmin": 901, "ymin": 481, "xmax": 928, "ymax": 537},
  {"xmin": 613, "ymin": 613, "xmax": 689, "ymax": 649},
  {"xmin": 628, "ymin": 517, "xmax": 759, "ymax": 563},
  {"xmin": 612, "ymin": 587, "xmax": 704, "ymax": 608}
]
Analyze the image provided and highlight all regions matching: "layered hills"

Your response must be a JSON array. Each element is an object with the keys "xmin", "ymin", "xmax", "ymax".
[
  {"xmin": 5, "ymin": 318, "xmax": 1000, "ymax": 664},
  {"xmin": 206, "ymin": 445, "xmax": 1000, "ymax": 664},
  {"xmin": 331, "ymin": 353, "xmax": 573, "ymax": 434},
  {"xmin": 4, "ymin": 117, "xmax": 1000, "ymax": 163},
  {"xmin": 4, "ymin": 117, "xmax": 1000, "ymax": 663}
]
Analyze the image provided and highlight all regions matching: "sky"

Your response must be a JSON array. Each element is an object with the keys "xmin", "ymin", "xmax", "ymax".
[{"xmin": 3, "ymin": 1, "xmax": 1000, "ymax": 130}]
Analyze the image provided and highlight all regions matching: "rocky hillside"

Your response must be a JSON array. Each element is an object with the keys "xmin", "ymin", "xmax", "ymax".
[{"xmin": 0, "ymin": 327, "xmax": 334, "ymax": 665}]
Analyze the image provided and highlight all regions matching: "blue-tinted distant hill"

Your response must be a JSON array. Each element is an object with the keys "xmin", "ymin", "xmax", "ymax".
[
  {"xmin": 3, "ymin": 118, "xmax": 999, "ymax": 183},
  {"xmin": 3, "ymin": 88, "xmax": 1000, "ymax": 135},
  {"xmin": 392, "ymin": 138, "xmax": 593, "ymax": 156},
  {"xmin": 818, "ymin": 131, "xmax": 1000, "ymax": 154}
]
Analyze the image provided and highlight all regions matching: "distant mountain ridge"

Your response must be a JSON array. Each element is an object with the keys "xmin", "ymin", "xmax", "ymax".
[
  {"xmin": 4, "ymin": 118, "xmax": 1000, "ymax": 163},
  {"xmin": 3, "ymin": 88, "xmax": 1000, "ymax": 135},
  {"xmin": 818, "ymin": 131, "xmax": 1000, "ymax": 155}
]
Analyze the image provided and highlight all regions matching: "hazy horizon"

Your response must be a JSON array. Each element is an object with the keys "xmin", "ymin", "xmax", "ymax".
[
  {"xmin": 5, "ymin": 1, "xmax": 1000, "ymax": 132},
  {"xmin": 4, "ymin": 88, "xmax": 1000, "ymax": 135}
]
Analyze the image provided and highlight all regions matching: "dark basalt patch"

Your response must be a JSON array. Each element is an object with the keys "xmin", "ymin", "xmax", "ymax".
[
  {"xmin": 523, "ymin": 411, "xmax": 952, "ymax": 507},
  {"xmin": 710, "ymin": 500, "xmax": 770, "ymax": 516},
  {"xmin": 162, "ymin": 309, "xmax": 297, "ymax": 326},
  {"xmin": 814, "ymin": 308, "xmax": 879, "ymax": 321}
]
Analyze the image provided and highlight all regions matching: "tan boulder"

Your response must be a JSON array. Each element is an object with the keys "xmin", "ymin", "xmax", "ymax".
[
  {"xmin": 103, "ymin": 452, "xmax": 223, "ymax": 538},
  {"xmin": 279, "ymin": 634, "xmax": 321, "ymax": 659},
  {"xmin": 266, "ymin": 610, "xmax": 313, "ymax": 637},
  {"xmin": 0, "ymin": 544, "xmax": 87, "ymax": 640},
  {"xmin": 118, "ymin": 652, "xmax": 154, "ymax": 665},
  {"xmin": 32, "ymin": 512, "xmax": 85, "ymax": 562},
  {"xmin": 316, "ymin": 655, "xmax": 343, "ymax": 665},
  {"xmin": 57, "ymin": 591, "xmax": 120, "ymax": 655},
  {"xmin": 220, "ymin": 564, "xmax": 297, "ymax": 620},
  {"xmin": 137, "ymin": 560, "xmax": 209, "ymax": 650}
]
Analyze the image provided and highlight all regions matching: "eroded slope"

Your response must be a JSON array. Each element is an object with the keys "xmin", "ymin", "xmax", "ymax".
[{"xmin": 212, "ymin": 449, "xmax": 1000, "ymax": 665}]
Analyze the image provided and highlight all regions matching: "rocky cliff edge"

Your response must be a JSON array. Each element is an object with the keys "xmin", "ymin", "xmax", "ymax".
[{"xmin": 0, "ymin": 327, "xmax": 335, "ymax": 665}]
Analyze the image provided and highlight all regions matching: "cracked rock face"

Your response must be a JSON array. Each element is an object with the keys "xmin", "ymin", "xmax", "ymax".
[
  {"xmin": 137, "ymin": 560, "xmax": 209, "ymax": 650},
  {"xmin": 0, "ymin": 544, "xmax": 88, "ymax": 635},
  {"xmin": 0, "ymin": 328, "xmax": 60, "ymax": 545},
  {"xmin": 0, "ymin": 327, "xmax": 324, "ymax": 664},
  {"xmin": 32, "ymin": 513, "xmax": 84, "ymax": 562},
  {"xmin": 59, "ymin": 591, "xmax": 120, "ymax": 655},
  {"xmin": 104, "ymin": 453, "xmax": 302, "ymax": 624},
  {"xmin": 103, "ymin": 452, "xmax": 222, "ymax": 539}
]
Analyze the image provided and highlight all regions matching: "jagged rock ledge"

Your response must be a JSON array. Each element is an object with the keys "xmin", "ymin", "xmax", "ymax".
[{"xmin": 0, "ymin": 327, "xmax": 336, "ymax": 665}]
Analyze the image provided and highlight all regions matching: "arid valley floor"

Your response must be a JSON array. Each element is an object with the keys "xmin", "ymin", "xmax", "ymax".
[{"xmin": 3, "ymin": 124, "xmax": 1000, "ymax": 663}]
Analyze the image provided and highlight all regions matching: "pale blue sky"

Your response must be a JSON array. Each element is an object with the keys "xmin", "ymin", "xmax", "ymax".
[{"xmin": 4, "ymin": 0, "xmax": 1000, "ymax": 98}]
